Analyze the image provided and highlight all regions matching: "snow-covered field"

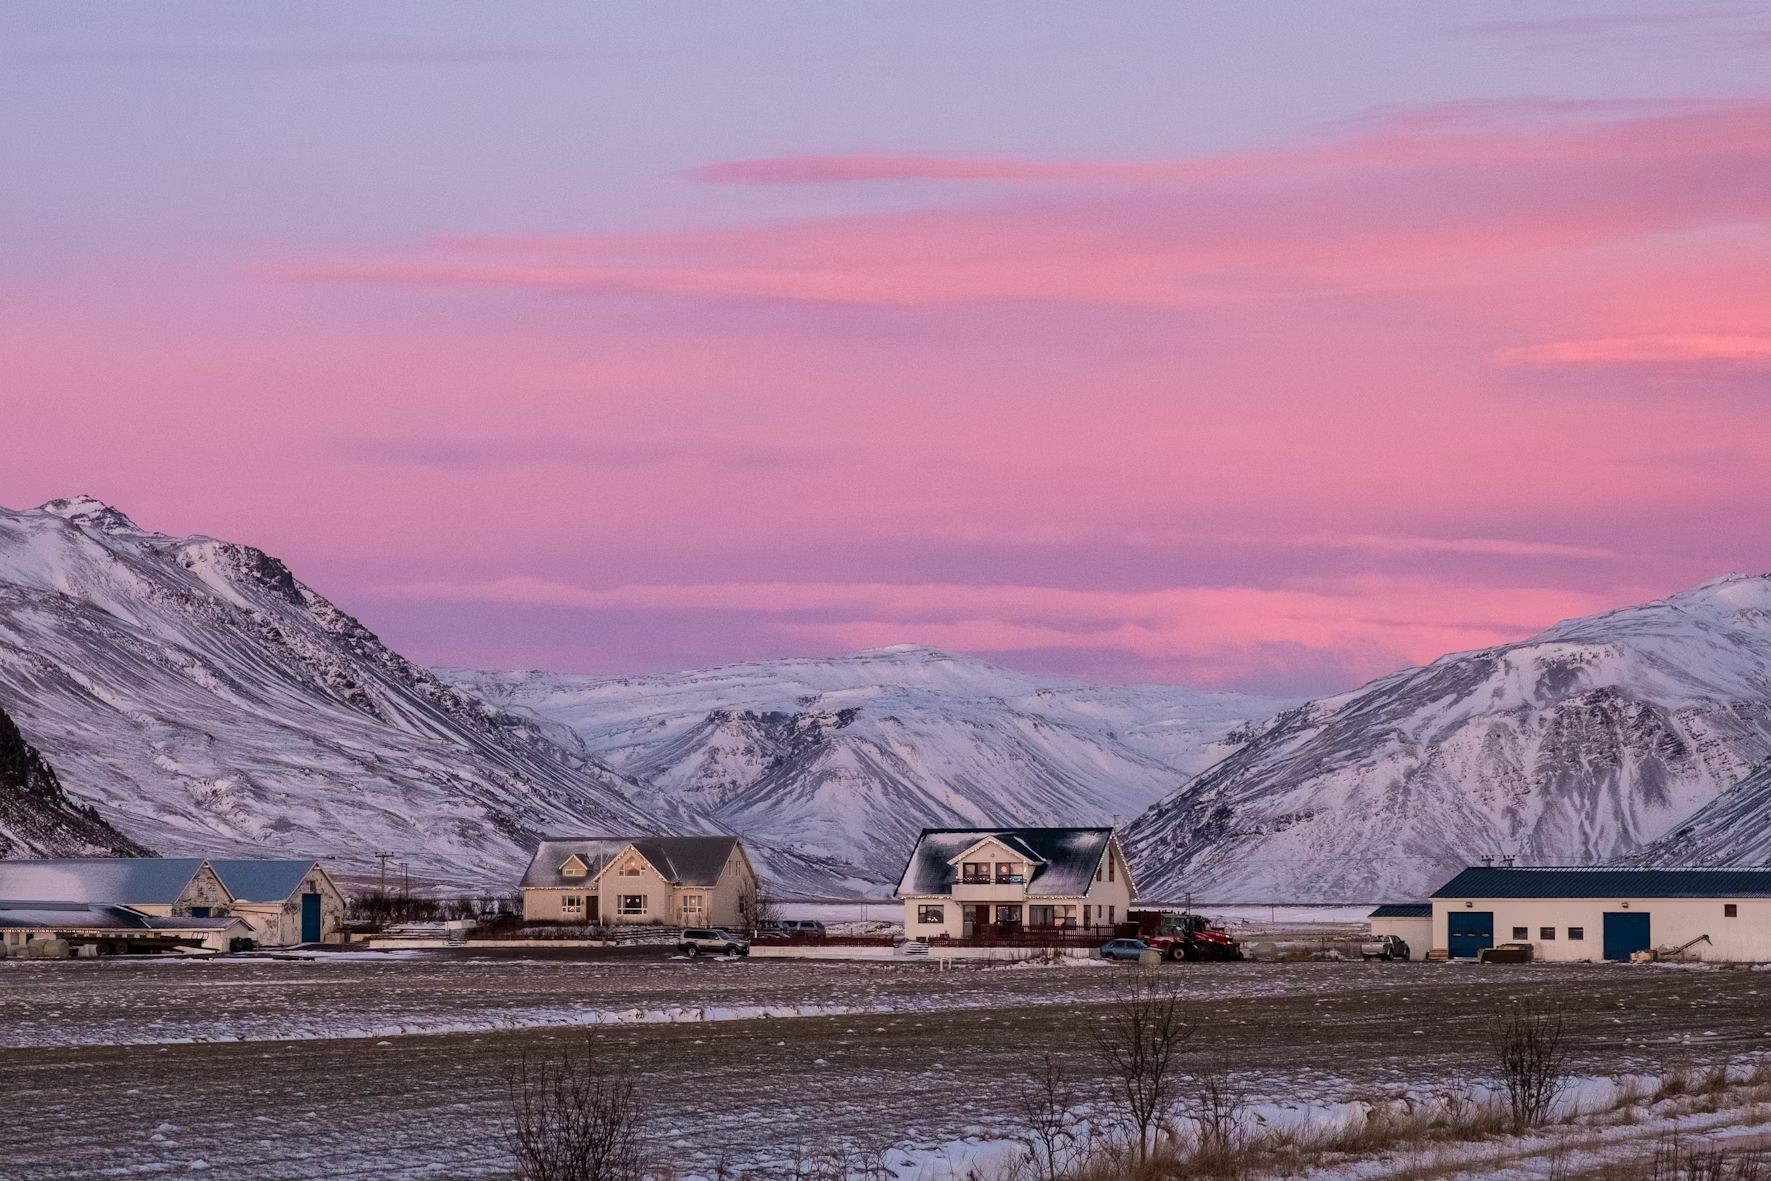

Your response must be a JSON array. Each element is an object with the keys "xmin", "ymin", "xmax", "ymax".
[{"xmin": 5, "ymin": 952, "xmax": 1770, "ymax": 1179}]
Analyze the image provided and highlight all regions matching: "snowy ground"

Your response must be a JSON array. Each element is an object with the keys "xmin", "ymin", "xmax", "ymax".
[{"xmin": 4, "ymin": 952, "xmax": 1768, "ymax": 1179}]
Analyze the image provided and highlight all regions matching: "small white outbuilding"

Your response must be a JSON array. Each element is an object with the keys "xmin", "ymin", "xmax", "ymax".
[
  {"xmin": 1367, "ymin": 903, "xmax": 1432, "ymax": 955},
  {"xmin": 1430, "ymin": 866, "xmax": 1771, "ymax": 963}
]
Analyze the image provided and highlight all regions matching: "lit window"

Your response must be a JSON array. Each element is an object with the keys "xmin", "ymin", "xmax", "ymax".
[
  {"xmin": 681, "ymin": 894, "xmax": 705, "ymax": 916},
  {"xmin": 619, "ymin": 895, "xmax": 647, "ymax": 915},
  {"xmin": 961, "ymin": 862, "xmax": 991, "ymax": 884},
  {"xmin": 561, "ymin": 895, "xmax": 584, "ymax": 916},
  {"xmin": 917, "ymin": 904, "xmax": 944, "ymax": 925}
]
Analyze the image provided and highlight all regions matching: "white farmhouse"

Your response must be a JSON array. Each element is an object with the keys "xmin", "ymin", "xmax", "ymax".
[
  {"xmin": 520, "ymin": 836, "xmax": 759, "ymax": 928},
  {"xmin": 895, "ymin": 827, "xmax": 1136, "ymax": 940},
  {"xmin": 1431, "ymin": 866, "xmax": 1771, "ymax": 962}
]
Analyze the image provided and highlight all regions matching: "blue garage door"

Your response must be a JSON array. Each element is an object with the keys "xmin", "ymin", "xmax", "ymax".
[
  {"xmin": 1603, "ymin": 912, "xmax": 1650, "ymax": 962},
  {"xmin": 301, "ymin": 893, "xmax": 322, "ymax": 943},
  {"xmin": 1448, "ymin": 910, "xmax": 1493, "ymax": 959}
]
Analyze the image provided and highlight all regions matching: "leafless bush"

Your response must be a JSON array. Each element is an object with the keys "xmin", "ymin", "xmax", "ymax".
[
  {"xmin": 1092, "ymin": 972, "xmax": 1192, "ymax": 1162},
  {"xmin": 1491, "ymin": 999, "xmax": 1570, "ymax": 1130},
  {"xmin": 1014, "ymin": 1053, "xmax": 1078, "ymax": 1181},
  {"xmin": 1190, "ymin": 1057, "xmax": 1247, "ymax": 1175},
  {"xmin": 502, "ymin": 1035, "xmax": 647, "ymax": 1181},
  {"xmin": 1652, "ymin": 1134, "xmax": 1766, "ymax": 1181}
]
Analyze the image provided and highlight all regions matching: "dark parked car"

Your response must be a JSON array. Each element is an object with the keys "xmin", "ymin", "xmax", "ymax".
[
  {"xmin": 1099, "ymin": 938, "xmax": 1151, "ymax": 962},
  {"xmin": 678, "ymin": 928, "xmax": 751, "ymax": 957}
]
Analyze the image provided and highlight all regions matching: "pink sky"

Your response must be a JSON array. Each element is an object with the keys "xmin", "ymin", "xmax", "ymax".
[{"xmin": 4, "ymin": 5, "xmax": 1770, "ymax": 693}]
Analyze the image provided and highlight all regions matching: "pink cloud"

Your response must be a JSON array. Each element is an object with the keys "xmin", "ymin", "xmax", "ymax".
[{"xmin": 1497, "ymin": 334, "xmax": 1771, "ymax": 379}]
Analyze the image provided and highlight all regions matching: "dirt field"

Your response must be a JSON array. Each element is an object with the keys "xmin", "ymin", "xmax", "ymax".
[{"xmin": 4, "ymin": 951, "xmax": 1769, "ymax": 1179}]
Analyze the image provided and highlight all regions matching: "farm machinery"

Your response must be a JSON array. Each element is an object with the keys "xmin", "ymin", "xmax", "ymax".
[{"xmin": 1127, "ymin": 908, "xmax": 1243, "ymax": 961}]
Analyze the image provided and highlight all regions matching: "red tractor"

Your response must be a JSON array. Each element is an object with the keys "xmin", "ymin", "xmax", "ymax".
[{"xmin": 1128, "ymin": 909, "xmax": 1243, "ymax": 962}]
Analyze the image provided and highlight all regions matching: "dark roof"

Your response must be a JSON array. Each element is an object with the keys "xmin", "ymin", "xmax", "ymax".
[
  {"xmin": 520, "ymin": 836, "xmax": 743, "ymax": 889},
  {"xmin": 0, "ymin": 901, "xmax": 239, "ymax": 932},
  {"xmin": 895, "ymin": 828, "xmax": 1119, "ymax": 899},
  {"xmin": 1369, "ymin": 903, "xmax": 1432, "ymax": 919},
  {"xmin": 210, "ymin": 860, "xmax": 325, "ymax": 903},
  {"xmin": 0, "ymin": 858, "xmax": 215, "ymax": 905},
  {"xmin": 1431, "ymin": 867, "xmax": 1771, "ymax": 900}
]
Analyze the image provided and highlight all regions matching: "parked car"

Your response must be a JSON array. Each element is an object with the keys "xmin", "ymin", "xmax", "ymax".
[
  {"xmin": 1361, "ymin": 933, "xmax": 1411, "ymax": 961},
  {"xmin": 678, "ymin": 928, "xmax": 751, "ymax": 957},
  {"xmin": 775, "ymin": 919, "xmax": 827, "ymax": 938},
  {"xmin": 1099, "ymin": 938, "xmax": 1152, "ymax": 962}
]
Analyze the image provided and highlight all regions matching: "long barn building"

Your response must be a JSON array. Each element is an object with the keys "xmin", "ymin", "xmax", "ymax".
[{"xmin": 1430, "ymin": 866, "xmax": 1771, "ymax": 963}]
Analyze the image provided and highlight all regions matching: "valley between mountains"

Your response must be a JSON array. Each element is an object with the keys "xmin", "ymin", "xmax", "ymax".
[{"xmin": 4, "ymin": 495, "xmax": 1771, "ymax": 902}]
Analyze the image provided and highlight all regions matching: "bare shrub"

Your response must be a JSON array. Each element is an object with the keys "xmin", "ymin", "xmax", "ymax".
[
  {"xmin": 1652, "ymin": 1134, "xmax": 1766, "ymax": 1181},
  {"xmin": 1014, "ymin": 1053, "xmax": 1078, "ymax": 1181},
  {"xmin": 1190, "ymin": 1057, "xmax": 1247, "ymax": 1175},
  {"xmin": 502, "ymin": 1036, "xmax": 647, "ymax": 1181},
  {"xmin": 1491, "ymin": 999, "xmax": 1570, "ymax": 1130},
  {"xmin": 1091, "ymin": 972, "xmax": 1192, "ymax": 1162}
]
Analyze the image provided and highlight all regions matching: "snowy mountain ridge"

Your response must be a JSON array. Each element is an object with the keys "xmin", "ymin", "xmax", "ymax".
[
  {"xmin": 444, "ymin": 649, "xmax": 1291, "ymax": 885},
  {"xmin": 1125, "ymin": 573, "xmax": 1771, "ymax": 902}
]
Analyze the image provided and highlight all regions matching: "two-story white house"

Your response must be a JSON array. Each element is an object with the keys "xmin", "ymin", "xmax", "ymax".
[
  {"xmin": 895, "ymin": 827, "xmax": 1137, "ymax": 940},
  {"xmin": 519, "ymin": 835, "xmax": 760, "ymax": 928}
]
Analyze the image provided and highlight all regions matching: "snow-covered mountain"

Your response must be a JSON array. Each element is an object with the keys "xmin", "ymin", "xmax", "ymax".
[
  {"xmin": 1125, "ymin": 575, "xmax": 1771, "ymax": 903},
  {"xmin": 446, "ymin": 649, "xmax": 1290, "ymax": 885},
  {"xmin": 0, "ymin": 496, "xmax": 664, "ymax": 886},
  {"xmin": 0, "ymin": 704, "xmax": 147, "ymax": 859}
]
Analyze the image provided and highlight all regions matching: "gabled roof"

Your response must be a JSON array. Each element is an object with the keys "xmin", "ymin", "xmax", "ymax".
[
  {"xmin": 209, "ymin": 859, "xmax": 327, "ymax": 904},
  {"xmin": 0, "ymin": 858, "xmax": 220, "ymax": 906},
  {"xmin": 1369, "ymin": 903, "xmax": 1432, "ymax": 919},
  {"xmin": 896, "ymin": 828, "xmax": 1120, "ymax": 899},
  {"xmin": 520, "ymin": 836, "xmax": 743, "ymax": 889},
  {"xmin": 1431, "ymin": 866, "xmax": 1771, "ymax": 900},
  {"xmin": 945, "ymin": 833, "xmax": 1047, "ymax": 866}
]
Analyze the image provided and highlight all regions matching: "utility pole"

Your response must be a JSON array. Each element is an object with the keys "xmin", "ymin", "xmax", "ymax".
[{"xmin": 376, "ymin": 851, "xmax": 394, "ymax": 896}]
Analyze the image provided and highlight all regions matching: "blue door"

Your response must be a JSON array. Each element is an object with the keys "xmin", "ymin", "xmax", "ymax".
[
  {"xmin": 301, "ymin": 893, "xmax": 322, "ymax": 943},
  {"xmin": 1447, "ymin": 910, "xmax": 1493, "ymax": 959},
  {"xmin": 1603, "ymin": 912, "xmax": 1650, "ymax": 962}
]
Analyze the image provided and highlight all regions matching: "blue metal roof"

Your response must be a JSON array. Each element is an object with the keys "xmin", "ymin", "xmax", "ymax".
[
  {"xmin": 1369, "ymin": 903, "xmax": 1432, "ymax": 918},
  {"xmin": 1432, "ymin": 866, "xmax": 1771, "ymax": 900},
  {"xmin": 209, "ymin": 860, "xmax": 322, "ymax": 903},
  {"xmin": 0, "ymin": 858, "xmax": 211, "ymax": 905}
]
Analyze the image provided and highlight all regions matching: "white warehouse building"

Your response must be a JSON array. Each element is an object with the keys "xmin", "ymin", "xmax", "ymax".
[{"xmin": 1430, "ymin": 866, "xmax": 1771, "ymax": 963}]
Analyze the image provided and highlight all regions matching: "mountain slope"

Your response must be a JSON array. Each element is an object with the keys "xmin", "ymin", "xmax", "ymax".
[
  {"xmin": 1125, "ymin": 575, "xmax": 1771, "ymax": 902},
  {"xmin": 447, "ymin": 648, "xmax": 1289, "ymax": 885},
  {"xmin": 0, "ymin": 704, "xmax": 148, "ymax": 858},
  {"xmin": 0, "ymin": 496, "xmax": 661, "ymax": 885}
]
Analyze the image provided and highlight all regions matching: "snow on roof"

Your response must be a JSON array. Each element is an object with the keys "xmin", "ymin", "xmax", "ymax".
[
  {"xmin": 0, "ymin": 858, "xmax": 214, "ymax": 905},
  {"xmin": 1432, "ymin": 866, "xmax": 1771, "ymax": 900},
  {"xmin": 520, "ymin": 836, "xmax": 741, "ymax": 889},
  {"xmin": 896, "ymin": 828, "xmax": 1116, "ymax": 899},
  {"xmin": 0, "ymin": 901, "xmax": 236, "ymax": 931},
  {"xmin": 209, "ymin": 859, "xmax": 322, "ymax": 903}
]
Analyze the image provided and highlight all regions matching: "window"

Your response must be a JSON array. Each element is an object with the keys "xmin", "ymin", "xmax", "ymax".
[
  {"xmin": 995, "ymin": 905, "xmax": 1023, "ymax": 925},
  {"xmin": 1095, "ymin": 865, "xmax": 1103, "ymax": 883},
  {"xmin": 961, "ymin": 862, "xmax": 991, "ymax": 885},
  {"xmin": 561, "ymin": 859, "xmax": 586, "ymax": 878},
  {"xmin": 1054, "ymin": 904, "xmax": 1077, "ymax": 928},
  {"xmin": 1569, "ymin": 927, "xmax": 1584, "ymax": 940},
  {"xmin": 681, "ymin": 894, "xmax": 705, "ymax": 917},
  {"xmin": 1029, "ymin": 905, "xmax": 1054, "ymax": 927},
  {"xmin": 1540, "ymin": 927, "xmax": 1556, "ymax": 940},
  {"xmin": 1512, "ymin": 926, "xmax": 1528, "ymax": 940},
  {"xmin": 1726, "ymin": 904, "xmax": 1739, "ymax": 918},
  {"xmin": 1108, "ymin": 854, "xmax": 1115, "ymax": 883},
  {"xmin": 995, "ymin": 862, "xmax": 1024, "ymax": 884},
  {"xmin": 1108, "ymin": 905, "xmax": 1116, "ymax": 924},
  {"xmin": 619, "ymin": 895, "xmax": 647, "ymax": 916},
  {"xmin": 917, "ymin": 904, "xmax": 944, "ymax": 925},
  {"xmin": 1083, "ymin": 905, "xmax": 1092, "ymax": 926},
  {"xmin": 620, "ymin": 864, "xmax": 643, "ymax": 876},
  {"xmin": 561, "ymin": 895, "xmax": 584, "ymax": 916}
]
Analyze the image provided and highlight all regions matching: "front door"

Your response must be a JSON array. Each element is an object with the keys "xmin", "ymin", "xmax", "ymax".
[
  {"xmin": 1603, "ymin": 912, "xmax": 1651, "ymax": 962},
  {"xmin": 1447, "ymin": 910, "xmax": 1493, "ymax": 959},
  {"xmin": 300, "ymin": 893, "xmax": 321, "ymax": 943}
]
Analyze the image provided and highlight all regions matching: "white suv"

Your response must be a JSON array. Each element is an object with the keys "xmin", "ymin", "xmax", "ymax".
[{"xmin": 678, "ymin": 928, "xmax": 751, "ymax": 957}]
